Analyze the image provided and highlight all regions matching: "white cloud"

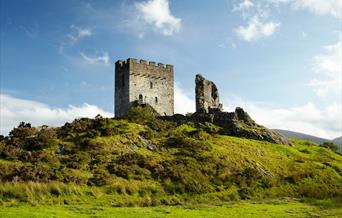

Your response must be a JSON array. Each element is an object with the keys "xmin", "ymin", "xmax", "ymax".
[
  {"xmin": 68, "ymin": 25, "xmax": 92, "ymax": 43},
  {"xmin": 174, "ymin": 83, "xmax": 195, "ymax": 114},
  {"xmin": 235, "ymin": 15, "xmax": 280, "ymax": 41},
  {"xmin": 135, "ymin": 0, "xmax": 181, "ymax": 35},
  {"xmin": 234, "ymin": 0, "xmax": 340, "ymax": 40},
  {"xmin": 308, "ymin": 37, "xmax": 342, "ymax": 97},
  {"xmin": 293, "ymin": 0, "xmax": 342, "ymax": 18},
  {"xmin": 2, "ymin": 92, "xmax": 340, "ymax": 139},
  {"xmin": 233, "ymin": 1, "xmax": 281, "ymax": 41},
  {"xmin": 223, "ymin": 97, "xmax": 342, "ymax": 139},
  {"xmin": 0, "ymin": 94, "xmax": 113, "ymax": 136},
  {"xmin": 80, "ymin": 52, "xmax": 110, "ymax": 65},
  {"xmin": 301, "ymin": 31, "xmax": 307, "ymax": 39},
  {"xmin": 170, "ymin": 83, "xmax": 341, "ymax": 138},
  {"xmin": 269, "ymin": 0, "xmax": 342, "ymax": 18},
  {"xmin": 77, "ymin": 28, "xmax": 92, "ymax": 38},
  {"xmin": 233, "ymin": 0, "xmax": 254, "ymax": 12}
]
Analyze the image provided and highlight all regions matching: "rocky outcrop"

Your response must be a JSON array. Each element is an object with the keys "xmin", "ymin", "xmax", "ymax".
[
  {"xmin": 190, "ymin": 107, "xmax": 292, "ymax": 145},
  {"xmin": 216, "ymin": 108, "xmax": 292, "ymax": 145},
  {"xmin": 192, "ymin": 74, "xmax": 292, "ymax": 146}
]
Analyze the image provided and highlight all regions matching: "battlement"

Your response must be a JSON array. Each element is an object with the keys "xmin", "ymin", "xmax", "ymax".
[
  {"xmin": 115, "ymin": 57, "xmax": 174, "ymax": 117},
  {"xmin": 115, "ymin": 58, "xmax": 173, "ymax": 71}
]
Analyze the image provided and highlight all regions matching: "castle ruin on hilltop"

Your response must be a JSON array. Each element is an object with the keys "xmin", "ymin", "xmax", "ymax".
[
  {"xmin": 114, "ymin": 57, "xmax": 292, "ymax": 145},
  {"xmin": 114, "ymin": 58, "xmax": 223, "ymax": 117},
  {"xmin": 115, "ymin": 58, "xmax": 174, "ymax": 116}
]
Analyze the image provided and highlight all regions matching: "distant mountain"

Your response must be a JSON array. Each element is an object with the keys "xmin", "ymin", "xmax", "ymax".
[
  {"xmin": 273, "ymin": 129, "xmax": 342, "ymax": 152},
  {"xmin": 273, "ymin": 129, "xmax": 329, "ymax": 144},
  {"xmin": 333, "ymin": 136, "xmax": 342, "ymax": 146}
]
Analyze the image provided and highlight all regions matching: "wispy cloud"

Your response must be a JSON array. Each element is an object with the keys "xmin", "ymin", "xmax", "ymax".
[
  {"xmin": 269, "ymin": 0, "xmax": 342, "ymax": 19},
  {"xmin": 68, "ymin": 25, "xmax": 92, "ymax": 43},
  {"xmin": 294, "ymin": 0, "xmax": 342, "ymax": 18},
  {"xmin": 233, "ymin": 0, "xmax": 340, "ymax": 41},
  {"xmin": 301, "ymin": 31, "xmax": 308, "ymax": 39},
  {"xmin": 235, "ymin": 15, "xmax": 280, "ymax": 41},
  {"xmin": 308, "ymin": 37, "xmax": 342, "ymax": 97},
  {"xmin": 0, "ymin": 94, "xmax": 113, "ymax": 136},
  {"xmin": 58, "ymin": 25, "xmax": 93, "ymax": 55},
  {"xmin": 19, "ymin": 23, "xmax": 39, "ymax": 38},
  {"xmin": 134, "ymin": 0, "xmax": 181, "ymax": 36},
  {"xmin": 233, "ymin": 0, "xmax": 254, "ymax": 12},
  {"xmin": 80, "ymin": 52, "xmax": 110, "ymax": 65},
  {"xmin": 233, "ymin": 1, "xmax": 281, "ymax": 41}
]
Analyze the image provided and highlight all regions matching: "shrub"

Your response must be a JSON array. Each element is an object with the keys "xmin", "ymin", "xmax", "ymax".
[
  {"xmin": 321, "ymin": 142, "xmax": 340, "ymax": 153},
  {"xmin": 233, "ymin": 167, "xmax": 263, "ymax": 187},
  {"xmin": 87, "ymin": 170, "xmax": 112, "ymax": 186},
  {"xmin": 124, "ymin": 106, "xmax": 156, "ymax": 124},
  {"xmin": 238, "ymin": 187, "xmax": 255, "ymax": 199}
]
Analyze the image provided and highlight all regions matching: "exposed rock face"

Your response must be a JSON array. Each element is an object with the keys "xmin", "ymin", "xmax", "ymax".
[
  {"xmin": 192, "ymin": 74, "xmax": 292, "ymax": 146},
  {"xmin": 213, "ymin": 108, "xmax": 292, "ymax": 146},
  {"xmin": 195, "ymin": 74, "xmax": 223, "ymax": 113}
]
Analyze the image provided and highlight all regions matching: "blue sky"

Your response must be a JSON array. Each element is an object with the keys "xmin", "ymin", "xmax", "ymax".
[{"xmin": 1, "ymin": 0, "xmax": 341, "ymax": 139}]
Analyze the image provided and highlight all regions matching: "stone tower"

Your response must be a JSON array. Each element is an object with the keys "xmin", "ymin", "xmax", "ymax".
[
  {"xmin": 195, "ymin": 74, "xmax": 223, "ymax": 113},
  {"xmin": 115, "ymin": 58, "xmax": 174, "ymax": 117}
]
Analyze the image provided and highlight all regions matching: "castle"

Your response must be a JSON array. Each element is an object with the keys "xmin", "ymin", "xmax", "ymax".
[
  {"xmin": 114, "ymin": 58, "xmax": 291, "ymax": 145},
  {"xmin": 115, "ymin": 58, "xmax": 174, "ymax": 116}
]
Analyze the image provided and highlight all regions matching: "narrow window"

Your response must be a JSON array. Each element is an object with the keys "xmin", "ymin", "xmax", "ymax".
[
  {"xmin": 122, "ymin": 74, "xmax": 125, "ymax": 87},
  {"xmin": 139, "ymin": 94, "xmax": 143, "ymax": 103},
  {"xmin": 155, "ymin": 97, "xmax": 158, "ymax": 104},
  {"xmin": 150, "ymin": 81, "xmax": 153, "ymax": 89}
]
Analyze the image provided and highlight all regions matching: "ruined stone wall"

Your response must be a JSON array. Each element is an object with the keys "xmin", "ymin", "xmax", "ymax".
[
  {"xmin": 195, "ymin": 74, "xmax": 222, "ymax": 113},
  {"xmin": 115, "ymin": 58, "xmax": 174, "ymax": 116},
  {"xmin": 115, "ymin": 60, "xmax": 130, "ymax": 117}
]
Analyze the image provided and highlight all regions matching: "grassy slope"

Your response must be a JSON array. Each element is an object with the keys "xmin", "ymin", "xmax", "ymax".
[
  {"xmin": 1, "ymin": 199, "xmax": 342, "ymax": 218},
  {"xmin": 0, "ymin": 115, "xmax": 341, "ymax": 216}
]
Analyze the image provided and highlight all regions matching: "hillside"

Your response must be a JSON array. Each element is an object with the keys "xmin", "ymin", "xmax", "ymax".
[
  {"xmin": 273, "ymin": 129, "xmax": 342, "ymax": 152},
  {"xmin": 0, "ymin": 108, "xmax": 341, "ymax": 208}
]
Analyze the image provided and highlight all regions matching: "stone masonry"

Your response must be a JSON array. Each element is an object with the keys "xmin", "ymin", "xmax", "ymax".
[
  {"xmin": 195, "ymin": 74, "xmax": 223, "ymax": 113},
  {"xmin": 192, "ymin": 74, "xmax": 292, "ymax": 145},
  {"xmin": 115, "ymin": 58, "xmax": 174, "ymax": 117}
]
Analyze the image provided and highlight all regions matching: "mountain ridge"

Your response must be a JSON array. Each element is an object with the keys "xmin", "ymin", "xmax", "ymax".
[
  {"xmin": 272, "ymin": 129, "xmax": 342, "ymax": 145},
  {"xmin": 273, "ymin": 129, "xmax": 342, "ymax": 152}
]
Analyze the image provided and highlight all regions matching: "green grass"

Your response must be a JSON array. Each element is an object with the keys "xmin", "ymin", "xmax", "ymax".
[
  {"xmin": 1, "ymin": 115, "xmax": 342, "ymax": 216},
  {"xmin": 0, "ymin": 199, "xmax": 341, "ymax": 218}
]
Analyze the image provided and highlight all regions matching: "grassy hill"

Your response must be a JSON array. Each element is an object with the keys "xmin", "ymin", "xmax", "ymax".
[{"xmin": 0, "ymin": 108, "xmax": 341, "ymax": 216}]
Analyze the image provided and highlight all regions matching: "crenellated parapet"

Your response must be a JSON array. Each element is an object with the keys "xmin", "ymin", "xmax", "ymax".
[{"xmin": 115, "ymin": 58, "xmax": 173, "ymax": 72}]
